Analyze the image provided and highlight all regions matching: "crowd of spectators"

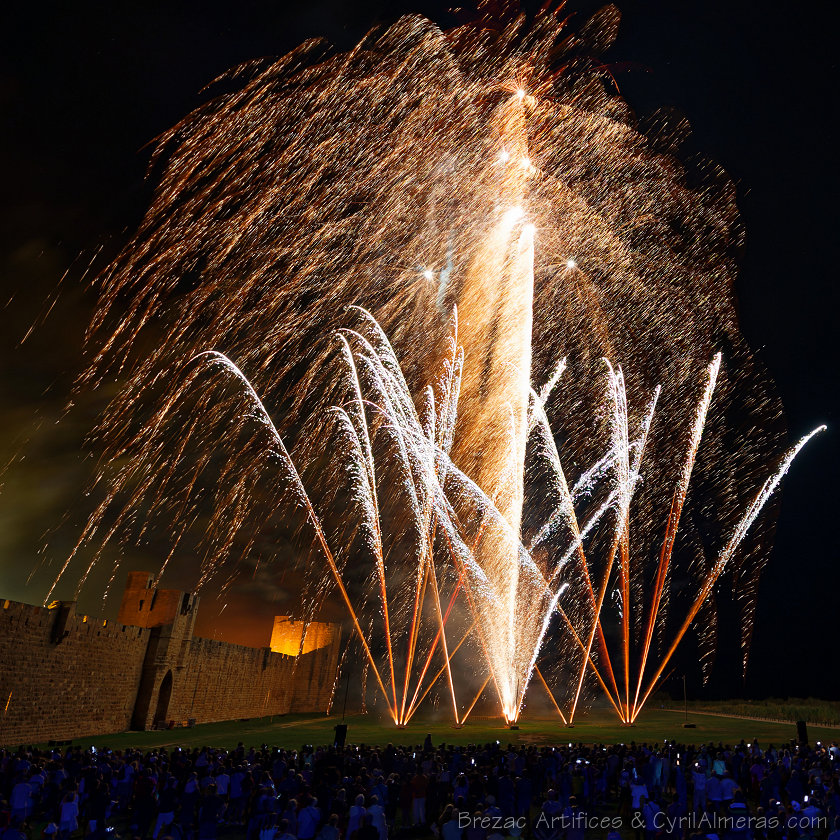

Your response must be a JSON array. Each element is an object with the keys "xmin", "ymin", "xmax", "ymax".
[{"xmin": 2, "ymin": 735, "xmax": 839, "ymax": 840}]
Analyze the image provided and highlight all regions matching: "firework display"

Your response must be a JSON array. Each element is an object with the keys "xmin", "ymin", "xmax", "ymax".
[{"xmin": 49, "ymin": 2, "xmax": 822, "ymax": 723}]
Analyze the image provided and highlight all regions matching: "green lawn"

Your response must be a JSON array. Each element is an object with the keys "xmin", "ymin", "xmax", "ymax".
[
  {"xmin": 70, "ymin": 707, "xmax": 839, "ymax": 752},
  {"xmin": 682, "ymin": 697, "xmax": 840, "ymax": 727}
]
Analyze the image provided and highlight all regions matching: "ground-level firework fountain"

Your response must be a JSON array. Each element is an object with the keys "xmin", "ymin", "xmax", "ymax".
[
  {"xmin": 49, "ymin": 2, "xmax": 824, "ymax": 726},
  {"xmin": 51, "ymin": 299, "xmax": 823, "ymax": 727},
  {"xmin": 532, "ymin": 355, "xmax": 824, "ymax": 725}
]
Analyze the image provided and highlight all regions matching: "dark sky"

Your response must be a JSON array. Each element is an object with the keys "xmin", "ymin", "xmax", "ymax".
[{"xmin": 1, "ymin": 1, "xmax": 837, "ymax": 697}]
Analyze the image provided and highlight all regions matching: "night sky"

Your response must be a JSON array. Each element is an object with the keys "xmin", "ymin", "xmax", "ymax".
[{"xmin": 1, "ymin": 1, "xmax": 837, "ymax": 698}]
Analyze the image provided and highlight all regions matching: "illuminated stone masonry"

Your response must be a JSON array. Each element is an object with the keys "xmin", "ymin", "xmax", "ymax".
[{"xmin": 0, "ymin": 572, "xmax": 341, "ymax": 745}]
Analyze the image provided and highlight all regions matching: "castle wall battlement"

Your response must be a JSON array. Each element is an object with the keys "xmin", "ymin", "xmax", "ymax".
[
  {"xmin": 0, "ymin": 578, "xmax": 341, "ymax": 746},
  {"xmin": 0, "ymin": 599, "xmax": 151, "ymax": 744}
]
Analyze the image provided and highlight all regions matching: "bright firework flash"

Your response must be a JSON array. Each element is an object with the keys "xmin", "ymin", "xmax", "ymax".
[{"xmin": 44, "ymin": 1, "xmax": 825, "ymax": 723}]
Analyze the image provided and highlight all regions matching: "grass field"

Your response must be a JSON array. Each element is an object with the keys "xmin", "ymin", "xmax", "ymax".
[
  {"xmin": 681, "ymin": 697, "xmax": 840, "ymax": 727},
  {"xmin": 68, "ymin": 707, "xmax": 839, "ymax": 753}
]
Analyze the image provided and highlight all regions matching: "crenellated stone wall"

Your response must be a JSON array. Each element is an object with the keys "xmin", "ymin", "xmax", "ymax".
[
  {"xmin": 0, "ymin": 599, "xmax": 150, "ymax": 744},
  {"xmin": 0, "ymin": 576, "xmax": 341, "ymax": 746}
]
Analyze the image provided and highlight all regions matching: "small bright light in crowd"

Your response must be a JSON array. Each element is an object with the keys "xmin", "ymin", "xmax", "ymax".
[
  {"xmin": 499, "ymin": 149, "xmax": 510, "ymax": 163},
  {"xmin": 504, "ymin": 206, "xmax": 524, "ymax": 224},
  {"xmin": 566, "ymin": 258, "xmax": 577, "ymax": 270},
  {"xmin": 520, "ymin": 156, "xmax": 531, "ymax": 169},
  {"xmin": 517, "ymin": 89, "xmax": 526, "ymax": 100},
  {"xmin": 422, "ymin": 269, "xmax": 435, "ymax": 281}
]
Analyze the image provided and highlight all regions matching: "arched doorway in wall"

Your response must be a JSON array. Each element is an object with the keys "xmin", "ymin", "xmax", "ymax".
[{"xmin": 153, "ymin": 670, "xmax": 173, "ymax": 727}]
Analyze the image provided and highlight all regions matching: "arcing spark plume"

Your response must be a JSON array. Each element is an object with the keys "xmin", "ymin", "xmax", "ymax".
[
  {"xmin": 540, "ymin": 353, "xmax": 823, "ymax": 723},
  {"xmin": 55, "ymin": 294, "xmax": 821, "ymax": 725},
  {"xmin": 628, "ymin": 424, "xmax": 826, "ymax": 720},
  {"xmin": 57, "ymin": 308, "xmax": 602, "ymax": 724},
  {"xmin": 48, "ymin": 0, "xmax": 813, "ymax": 722}
]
